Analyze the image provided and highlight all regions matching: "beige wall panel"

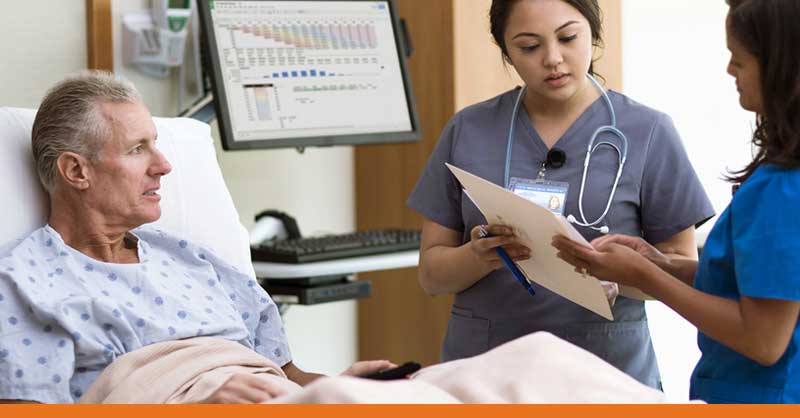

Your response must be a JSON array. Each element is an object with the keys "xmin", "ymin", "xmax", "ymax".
[
  {"xmin": 453, "ymin": 0, "xmax": 522, "ymax": 111},
  {"xmin": 597, "ymin": 0, "xmax": 622, "ymax": 91},
  {"xmin": 356, "ymin": 0, "xmax": 456, "ymax": 366}
]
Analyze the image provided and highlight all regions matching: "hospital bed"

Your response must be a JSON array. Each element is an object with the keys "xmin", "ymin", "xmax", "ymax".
[{"xmin": 0, "ymin": 107, "xmax": 686, "ymax": 403}]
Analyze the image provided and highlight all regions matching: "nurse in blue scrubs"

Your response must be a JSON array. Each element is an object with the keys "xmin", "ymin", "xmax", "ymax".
[
  {"xmin": 553, "ymin": 0, "xmax": 800, "ymax": 403},
  {"xmin": 407, "ymin": 0, "xmax": 714, "ymax": 389}
]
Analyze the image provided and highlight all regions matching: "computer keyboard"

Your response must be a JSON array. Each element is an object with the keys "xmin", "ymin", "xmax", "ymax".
[{"xmin": 251, "ymin": 229, "xmax": 421, "ymax": 264}]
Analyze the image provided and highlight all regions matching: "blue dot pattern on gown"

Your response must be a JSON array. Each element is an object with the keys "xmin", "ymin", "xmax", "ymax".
[{"xmin": 0, "ymin": 225, "xmax": 291, "ymax": 404}]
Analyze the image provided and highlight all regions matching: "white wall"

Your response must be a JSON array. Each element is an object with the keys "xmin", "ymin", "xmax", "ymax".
[
  {"xmin": 0, "ymin": 0, "xmax": 87, "ymax": 107},
  {"xmin": 622, "ymin": 0, "xmax": 755, "ymax": 401}
]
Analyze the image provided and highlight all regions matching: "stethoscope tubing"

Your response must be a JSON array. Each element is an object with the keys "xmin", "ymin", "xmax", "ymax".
[{"xmin": 504, "ymin": 73, "xmax": 629, "ymax": 233}]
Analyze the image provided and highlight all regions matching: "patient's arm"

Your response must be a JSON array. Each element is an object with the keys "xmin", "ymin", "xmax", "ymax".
[
  {"xmin": 341, "ymin": 360, "xmax": 397, "ymax": 377},
  {"xmin": 282, "ymin": 362, "xmax": 325, "ymax": 386},
  {"xmin": 281, "ymin": 360, "xmax": 397, "ymax": 386}
]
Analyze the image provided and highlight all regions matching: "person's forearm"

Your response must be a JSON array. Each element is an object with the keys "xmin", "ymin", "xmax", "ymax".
[
  {"xmin": 660, "ymin": 256, "xmax": 699, "ymax": 286},
  {"xmin": 418, "ymin": 244, "xmax": 493, "ymax": 296},
  {"xmin": 654, "ymin": 228, "xmax": 700, "ymax": 285},
  {"xmin": 639, "ymin": 262, "xmax": 785, "ymax": 366},
  {"xmin": 282, "ymin": 363, "xmax": 325, "ymax": 386},
  {"xmin": 291, "ymin": 371, "xmax": 325, "ymax": 386}
]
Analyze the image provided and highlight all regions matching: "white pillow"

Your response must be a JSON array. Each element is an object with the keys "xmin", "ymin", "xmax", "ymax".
[{"xmin": 0, "ymin": 107, "xmax": 254, "ymax": 278}]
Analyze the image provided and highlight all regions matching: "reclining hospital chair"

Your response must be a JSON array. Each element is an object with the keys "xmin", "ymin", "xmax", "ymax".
[{"xmin": 0, "ymin": 107, "xmax": 253, "ymax": 274}]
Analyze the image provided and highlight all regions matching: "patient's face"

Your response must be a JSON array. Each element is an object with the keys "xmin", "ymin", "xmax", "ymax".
[{"xmin": 86, "ymin": 100, "xmax": 172, "ymax": 228}]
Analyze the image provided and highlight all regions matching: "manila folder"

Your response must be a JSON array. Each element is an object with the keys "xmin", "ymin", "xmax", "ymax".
[{"xmin": 446, "ymin": 163, "xmax": 614, "ymax": 321}]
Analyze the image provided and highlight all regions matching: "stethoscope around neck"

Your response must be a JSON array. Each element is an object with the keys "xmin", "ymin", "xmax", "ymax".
[{"xmin": 503, "ymin": 73, "xmax": 629, "ymax": 234}]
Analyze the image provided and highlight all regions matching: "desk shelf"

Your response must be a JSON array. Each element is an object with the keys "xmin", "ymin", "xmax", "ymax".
[
  {"xmin": 254, "ymin": 250, "xmax": 419, "ymax": 308},
  {"xmin": 253, "ymin": 250, "xmax": 419, "ymax": 279}
]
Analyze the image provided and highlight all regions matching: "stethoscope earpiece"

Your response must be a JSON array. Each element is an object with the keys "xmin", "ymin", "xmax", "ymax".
[{"xmin": 506, "ymin": 74, "xmax": 628, "ymax": 235}]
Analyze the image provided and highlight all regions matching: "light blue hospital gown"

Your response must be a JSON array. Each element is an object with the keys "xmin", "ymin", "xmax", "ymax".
[{"xmin": 0, "ymin": 225, "xmax": 291, "ymax": 404}]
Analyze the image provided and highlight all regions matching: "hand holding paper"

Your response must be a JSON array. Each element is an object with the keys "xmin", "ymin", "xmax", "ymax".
[
  {"xmin": 591, "ymin": 234, "xmax": 674, "ymax": 271},
  {"xmin": 552, "ymin": 235, "xmax": 657, "ymax": 300},
  {"xmin": 447, "ymin": 163, "xmax": 649, "ymax": 321},
  {"xmin": 477, "ymin": 226, "xmax": 536, "ymax": 297},
  {"xmin": 467, "ymin": 224, "xmax": 531, "ymax": 271}
]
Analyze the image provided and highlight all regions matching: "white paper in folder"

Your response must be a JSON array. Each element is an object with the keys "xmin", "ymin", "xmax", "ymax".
[{"xmin": 446, "ymin": 163, "xmax": 617, "ymax": 320}]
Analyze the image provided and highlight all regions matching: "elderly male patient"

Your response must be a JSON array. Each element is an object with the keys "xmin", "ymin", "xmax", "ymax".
[{"xmin": 0, "ymin": 71, "xmax": 393, "ymax": 404}]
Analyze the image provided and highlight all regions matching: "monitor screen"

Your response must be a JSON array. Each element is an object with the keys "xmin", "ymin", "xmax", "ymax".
[{"xmin": 198, "ymin": 0, "xmax": 420, "ymax": 150}]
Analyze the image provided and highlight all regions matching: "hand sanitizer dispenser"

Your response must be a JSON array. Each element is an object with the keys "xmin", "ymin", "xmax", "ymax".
[{"xmin": 122, "ymin": 0, "xmax": 193, "ymax": 78}]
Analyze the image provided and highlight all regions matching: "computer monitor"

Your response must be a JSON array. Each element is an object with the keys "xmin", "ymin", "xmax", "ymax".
[{"xmin": 198, "ymin": 0, "xmax": 420, "ymax": 150}]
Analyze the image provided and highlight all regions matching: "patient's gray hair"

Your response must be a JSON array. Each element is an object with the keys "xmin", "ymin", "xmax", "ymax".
[{"xmin": 31, "ymin": 70, "xmax": 142, "ymax": 192}]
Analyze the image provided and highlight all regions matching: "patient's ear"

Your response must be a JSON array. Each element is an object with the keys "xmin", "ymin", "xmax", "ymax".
[{"xmin": 55, "ymin": 152, "xmax": 92, "ymax": 191}]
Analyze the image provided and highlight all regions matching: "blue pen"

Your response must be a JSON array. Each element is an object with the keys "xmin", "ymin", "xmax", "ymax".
[{"xmin": 478, "ymin": 226, "xmax": 535, "ymax": 297}]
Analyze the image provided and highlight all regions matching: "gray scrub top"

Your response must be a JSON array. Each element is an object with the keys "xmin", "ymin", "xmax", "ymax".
[{"xmin": 407, "ymin": 88, "xmax": 715, "ymax": 388}]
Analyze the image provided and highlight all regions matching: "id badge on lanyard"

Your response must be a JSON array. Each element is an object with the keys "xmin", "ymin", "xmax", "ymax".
[{"xmin": 509, "ymin": 177, "xmax": 570, "ymax": 216}]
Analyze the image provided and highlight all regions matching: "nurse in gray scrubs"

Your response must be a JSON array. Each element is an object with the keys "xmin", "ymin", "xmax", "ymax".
[{"xmin": 407, "ymin": 0, "xmax": 715, "ymax": 389}]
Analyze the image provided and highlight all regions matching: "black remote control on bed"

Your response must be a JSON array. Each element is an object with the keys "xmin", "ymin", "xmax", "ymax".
[{"xmin": 362, "ymin": 361, "xmax": 421, "ymax": 380}]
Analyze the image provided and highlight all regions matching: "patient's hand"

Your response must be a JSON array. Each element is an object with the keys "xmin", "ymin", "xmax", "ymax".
[
  {"xmin": 205, "ymin": 373, "xmax": 289, "ymax": 403},
  {"xmin": 341, "ymin": 360, "xmax": 397, "ymax": 377}
]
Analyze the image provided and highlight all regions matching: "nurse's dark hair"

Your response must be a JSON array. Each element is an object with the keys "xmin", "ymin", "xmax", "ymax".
[
  {"xmin": 489, "ymin": 0, "xmax": 604, "ymax": 77},
  {"xmin": 726, "ymin": 0, "xmax": 800, "ymax": 183}
]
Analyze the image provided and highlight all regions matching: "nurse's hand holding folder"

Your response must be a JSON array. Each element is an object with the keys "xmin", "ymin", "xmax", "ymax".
[
  {"xmin": 553, "ymin": 234, "xmax": 699, "ymax": 289},
  {"xmin": 477, "ymin": 226, "xmax": 535, "ymax": 296},
  {"xmin": 468, "ymin": 224, "xmax": 531, "ymax": 272},
  {"xmin": 446, "ymin": 163, "xmax": 622, "ymax": 320},
  {"xmin": 415, "ymin": 221, "xmax": 531, "ymax": 297},
  {"xmin": 553, "ymin": 235, "xmax": 659, "ymax": 288}
]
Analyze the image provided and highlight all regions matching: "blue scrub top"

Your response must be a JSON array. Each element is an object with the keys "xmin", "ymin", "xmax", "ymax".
[
  {"xmin": 408, "ymin": 88, "xmax": 715, "ymax": 388},
  {"xmin": 691, "ymin": 165, "xmax": 800, "ymax": 403}
]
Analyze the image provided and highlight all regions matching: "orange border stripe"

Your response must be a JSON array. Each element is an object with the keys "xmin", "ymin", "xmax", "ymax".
[{"xmin": 2, "ymin": 404, "xmax": 800, "ymax": 418}]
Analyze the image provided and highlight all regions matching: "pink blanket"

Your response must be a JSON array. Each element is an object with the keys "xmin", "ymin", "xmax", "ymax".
[
  {"xmin": 80, "ymin": 332, "xmax": 676, "ymax": 404},
  {"xmin": 78, "ymin": 337, "xmax": 301, "ymax": 403}
]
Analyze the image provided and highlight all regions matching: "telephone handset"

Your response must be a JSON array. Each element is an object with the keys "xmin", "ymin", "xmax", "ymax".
[{"xmin": 249, "ymin": 210, "xmax": 302, "ymax": 246}]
